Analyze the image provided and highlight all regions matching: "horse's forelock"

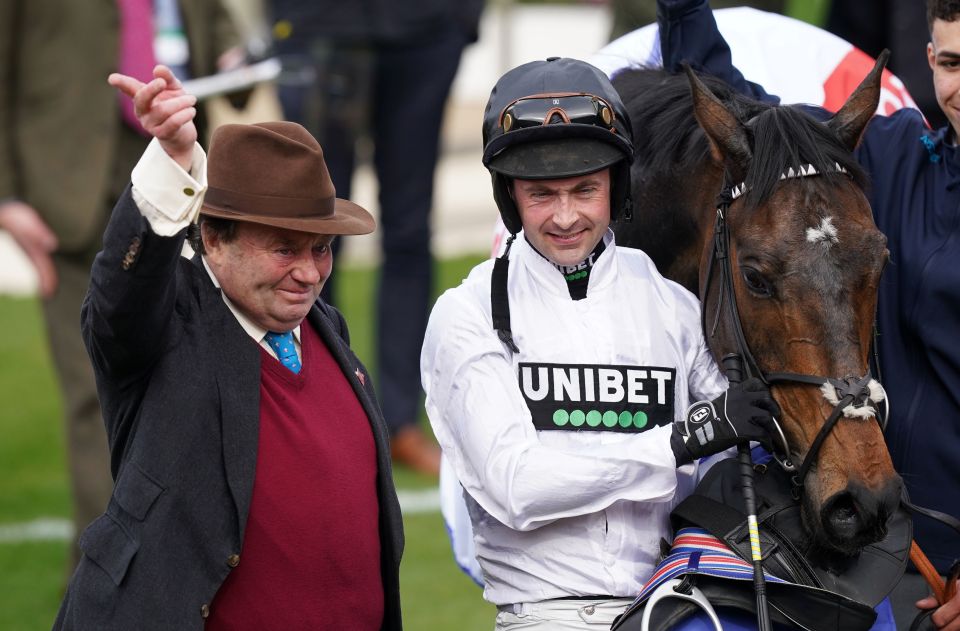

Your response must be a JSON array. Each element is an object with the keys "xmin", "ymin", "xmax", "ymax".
[{"xmin": 742, "ymin": 106, "xmax": 868, "ymax": 211}]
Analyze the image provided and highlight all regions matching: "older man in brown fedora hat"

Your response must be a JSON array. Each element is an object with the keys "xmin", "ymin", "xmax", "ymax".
[{"xmin": 53, "ymin": 65, "xmax": 403, "ymax": 630}]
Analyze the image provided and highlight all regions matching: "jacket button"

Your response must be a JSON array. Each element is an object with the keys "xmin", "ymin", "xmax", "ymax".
[
  {"xmin": 200, "ymin": 603, "xmax": 210, "ymax": 618},
  {"xmin": 227, "ymin": 553, "xmax": 240, "ymax": 567}
]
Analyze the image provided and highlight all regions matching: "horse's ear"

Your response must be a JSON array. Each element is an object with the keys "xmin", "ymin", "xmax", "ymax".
[
  {"xmin": 827, "ymin": 49, "xmax": 889, "ymax": 151},
  {"xmin": 685, "ymin": 64, "xmax": 751, "ymax": 182}
]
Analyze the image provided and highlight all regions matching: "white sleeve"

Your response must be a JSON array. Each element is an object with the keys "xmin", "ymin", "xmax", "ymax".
[
  {"xmin": 683, "ymin": 308, "xmax": 735, "ymax": 479},
  {"xmin": 131, "ymin": 138, "xmax": 207, "ymax": 236},
  {"xmin": 685, "ymin": 311, "xmax": 728, "ymax": 404},
  {"xmin": 421, "ymin": 288, "xmax": 681, "ymax": 533}
]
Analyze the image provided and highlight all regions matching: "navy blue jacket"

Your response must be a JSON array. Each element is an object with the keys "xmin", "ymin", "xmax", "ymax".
[{"xmin": 657, "ymin": 0, "xmax": 960, "ymax": 573}]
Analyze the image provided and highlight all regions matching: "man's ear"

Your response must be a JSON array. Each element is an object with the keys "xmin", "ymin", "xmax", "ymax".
[
  {"xmin": 928, "ymin": 41, "xmax": 937, "ymax": 71},
  {"xmin": 200, "ymin": 221, "xmax": 219, "ymax": 257}
]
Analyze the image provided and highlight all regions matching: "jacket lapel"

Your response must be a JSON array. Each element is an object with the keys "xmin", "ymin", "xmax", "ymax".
[{"xmin": 194, "ymin": 257, "xmax": 261, "ymax": 540}]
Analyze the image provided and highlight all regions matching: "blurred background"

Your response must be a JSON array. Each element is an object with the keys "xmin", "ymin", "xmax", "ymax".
[{"xmin": 4, "ymin": 0, "xmax": 910, "ymax": 628}]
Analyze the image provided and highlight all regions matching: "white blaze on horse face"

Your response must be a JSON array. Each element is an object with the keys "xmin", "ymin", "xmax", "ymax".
[{"xmin": 806, "ymin": 216, "xmax": 839, "ymax": 246}]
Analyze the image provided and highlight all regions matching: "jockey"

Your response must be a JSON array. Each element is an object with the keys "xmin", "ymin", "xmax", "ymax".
[
  {"xmin": 420, "ymin": 56, "xmax": 781, "ymax": 630},
  {"xmin": 654, "ymin": 1, "xmax": 960, "ymax": 629}
]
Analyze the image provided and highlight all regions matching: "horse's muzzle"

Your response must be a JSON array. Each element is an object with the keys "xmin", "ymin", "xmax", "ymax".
[{"xmin": 819, "ymin": 476, "xmax": 903, "ymax": 553}]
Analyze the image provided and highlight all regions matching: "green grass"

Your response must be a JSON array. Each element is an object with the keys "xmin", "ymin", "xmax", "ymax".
[
  {"xmin": 0, "ymin": 298, "xmax": 67, "ymax": 522},
  {"xmin": 786, "ymin": 0, "xmax": 829, "ymax": 26},
  {"xmin": 0, "ymin": 253, "xmax": 493, "ymax": 630}
]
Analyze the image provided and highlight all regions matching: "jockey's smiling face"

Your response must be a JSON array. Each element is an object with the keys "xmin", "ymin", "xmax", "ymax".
[
  {"xmin": 512, "ymin": 169, "xmax": 611, "ymax": 267},
  {"xmin": 928, "ymin": 16, "xmax": 960, "ymax": 139}
]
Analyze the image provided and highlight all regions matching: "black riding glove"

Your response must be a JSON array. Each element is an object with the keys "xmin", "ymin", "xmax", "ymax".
[{"xmin": 671, "ymin": 377, "xmax": 782, "ymax": 466}]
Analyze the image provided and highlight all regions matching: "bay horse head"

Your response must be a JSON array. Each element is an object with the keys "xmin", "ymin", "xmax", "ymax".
[
  {"xmin": 612, "ymin": 56, "xmax": 900, "ymax": 556},
  {"xmin": 687, "ymin": 56, "xmax": 900, "ymax": 556}
]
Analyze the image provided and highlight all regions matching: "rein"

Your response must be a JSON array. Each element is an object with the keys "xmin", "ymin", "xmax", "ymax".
[{"xmin": 701, "ymin": 164, "xmax": 886, "ymax": 487}]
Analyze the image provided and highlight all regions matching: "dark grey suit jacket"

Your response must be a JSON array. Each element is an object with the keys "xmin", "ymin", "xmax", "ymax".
[{"xmin": 53, "ymin": 189, "xmax": 404, "ymax": 630}]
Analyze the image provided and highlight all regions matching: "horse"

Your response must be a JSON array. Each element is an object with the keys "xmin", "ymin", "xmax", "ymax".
[{"xmin": 610, "ymin": 57, "xmax": 901, "ymax": 560}]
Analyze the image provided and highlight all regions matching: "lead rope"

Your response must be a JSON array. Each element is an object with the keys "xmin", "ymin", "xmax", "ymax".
[{"xmin": 904, "ymin": 502, "xmax": 960, "ymax": 613}]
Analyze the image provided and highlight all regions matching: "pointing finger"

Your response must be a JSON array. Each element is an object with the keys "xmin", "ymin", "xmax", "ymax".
[{"xmin": 107, "ymin": 73, "xmax": 146, "ymax": 99}]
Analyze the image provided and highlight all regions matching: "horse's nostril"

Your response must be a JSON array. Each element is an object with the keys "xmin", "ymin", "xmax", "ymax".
[
  {"xmin": 822, "ymin": 492, "xmax": 863, "ymax": 542},
  {"xmin": 832, "ymin": 503, "xmax": 857, "ymax": 524},
  {"xmin": 820, "ymin": 479, "xmax": 901, "ymax": 552}
]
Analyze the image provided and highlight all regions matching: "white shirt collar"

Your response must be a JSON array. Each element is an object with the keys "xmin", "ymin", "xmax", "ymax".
[{"xmin": 201, "ymin": 256, "xmax": 302, "ymax": 344}]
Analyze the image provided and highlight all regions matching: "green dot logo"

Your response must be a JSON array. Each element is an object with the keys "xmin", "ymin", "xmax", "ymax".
[
  {"xmin": 586, "ymin": 410, "xmax": 602, "ymax": 427},
  {"xmin": 553, "ymin": 409, "xmax": 569, "ymax": 426},
  {"xmin": 602, "ymin": 411, "xmax": 618, "ymax": 427},
  {"xmin": 633, "ymin": 411, "xmax": 648, "ymax": 429},
  {"xmin": 619, "ymin": 411, "xmax": 633, "ymax": 428},
  {"xmin": 570, "ymin": 410, "xmax": 586, "ymax": 427}
]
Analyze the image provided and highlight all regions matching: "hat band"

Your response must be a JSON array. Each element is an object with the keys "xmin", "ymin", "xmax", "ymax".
[{"xmin": 203, "ymin": 186, "xmax": 335, "ymax": 219}]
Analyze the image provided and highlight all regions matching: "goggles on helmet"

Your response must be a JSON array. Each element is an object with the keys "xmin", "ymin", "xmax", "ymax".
[{"xmin": 498, "ymin": 92, "xmax": 617, "ymax": 134}]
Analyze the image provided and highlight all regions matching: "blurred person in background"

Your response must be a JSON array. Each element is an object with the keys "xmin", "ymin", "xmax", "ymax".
[
  {"xmin": 267, "ymin": 0, "xmax": 485, "ymax": 476},
  {"xmin": 826, "ymin": 0, "xmax": 947, "ymax": 128},
  {"xmin": 0, "ymin": 0, "xmax": 246, "ymax": 574}
]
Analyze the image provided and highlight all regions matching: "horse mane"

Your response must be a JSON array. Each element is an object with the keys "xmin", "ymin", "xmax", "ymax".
[{"xmin": 611, "ymin": 67, "xmax": 867, "ymax": 209}]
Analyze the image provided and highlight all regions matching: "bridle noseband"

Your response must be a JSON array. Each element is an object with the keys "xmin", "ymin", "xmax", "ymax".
[{"xmin": 702, "ymin": 164, "xmax": 888, "ymax": 491}]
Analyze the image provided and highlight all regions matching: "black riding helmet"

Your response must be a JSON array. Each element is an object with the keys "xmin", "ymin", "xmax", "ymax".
[
  {"xmin": 484, "ymin": 58, "xmax": 636, "ymax": 353},
  {"xmin": 481, "ymin": 56, "xmax": 635, "ymax": 234}
]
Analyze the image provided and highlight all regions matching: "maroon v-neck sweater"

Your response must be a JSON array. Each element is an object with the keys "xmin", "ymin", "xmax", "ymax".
[{"xmin": 208, "ymin": 323, "xmax": 383, "ymax": 629}]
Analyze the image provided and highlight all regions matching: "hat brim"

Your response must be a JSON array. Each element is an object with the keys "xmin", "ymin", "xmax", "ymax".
[
  {"xmin": 486, "ymin": 136, "xmax": 626, "ymax": 180},
  {"xmin": 201, "ymin": 197, "xmax": 375, "ymax": 236}
]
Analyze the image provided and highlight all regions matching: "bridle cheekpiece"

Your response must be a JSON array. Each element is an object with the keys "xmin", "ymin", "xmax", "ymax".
[{"xmin": 705, "ymin": 163, "xmax": 887, "ymax": 490}]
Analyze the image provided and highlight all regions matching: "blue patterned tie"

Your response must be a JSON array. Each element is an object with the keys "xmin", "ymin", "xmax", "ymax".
[{"xmin": 263, "ymin": 330, "xmax": 301, "ymax": 374}]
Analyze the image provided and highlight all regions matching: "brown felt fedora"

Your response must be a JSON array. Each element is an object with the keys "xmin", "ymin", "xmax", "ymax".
[{"xmin": 201, "ymin": 121, "xmax": 375, "ymax": 235}]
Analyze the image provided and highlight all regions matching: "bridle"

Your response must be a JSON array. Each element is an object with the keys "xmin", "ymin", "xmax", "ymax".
[
  {"xmin": 707, "ymin": 167, "xmax": 960, "ymax": 631},
  {"xmin": 702, "ymin": 164, "xmax": 888, "ymax": 491}
]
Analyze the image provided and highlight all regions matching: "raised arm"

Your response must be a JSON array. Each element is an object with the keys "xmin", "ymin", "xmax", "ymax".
[
  {"xmin": 657, "ymin": 0, "xmax": 778, "ymax": 103},
  {"xmin": 82, "ymin": 66, "xmax": 203, "ymax": 418}
]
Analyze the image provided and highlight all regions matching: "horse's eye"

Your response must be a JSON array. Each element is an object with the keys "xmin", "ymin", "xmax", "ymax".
[{"xmin": 741, "ymin": 266, "xmax": 773, "ymax": 297}]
